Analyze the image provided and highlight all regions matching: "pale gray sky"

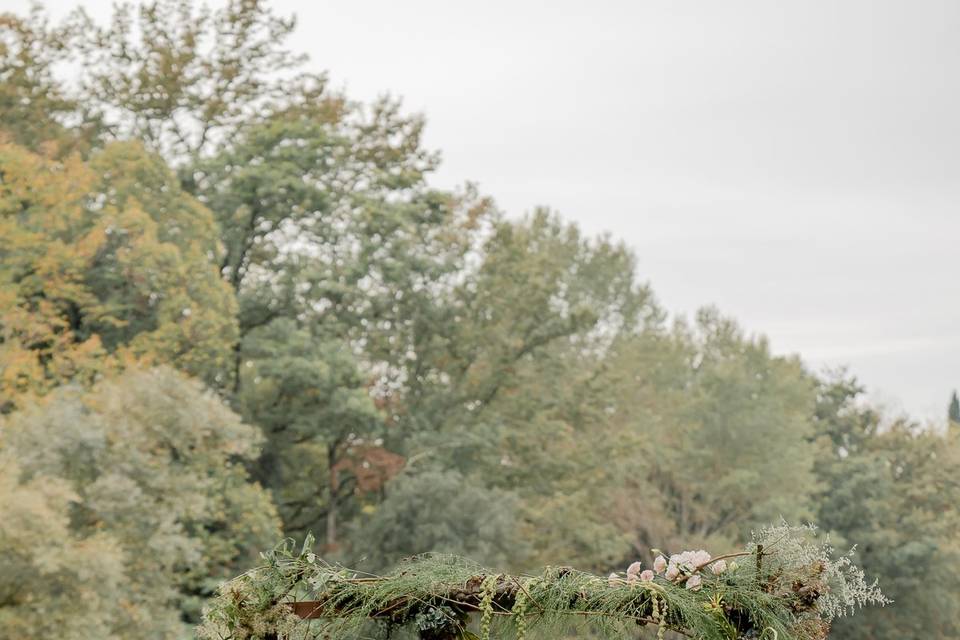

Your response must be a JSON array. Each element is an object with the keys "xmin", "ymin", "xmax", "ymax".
[{"xmin": 20, "ymin": 0, "xmax": 960, "ymax": 421}]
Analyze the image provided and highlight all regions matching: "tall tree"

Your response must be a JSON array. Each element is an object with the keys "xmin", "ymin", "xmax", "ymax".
[
  {"xmin": 949, "ymin": 389, "xmax": 959, "ymax": 424},
  {"xmin": 239, "ymin": 318, "xmax": 392, "ymax": 550},
  {"xmin": 814, "ymin": 375, "xmax": 960, "ymax": 640},
  {"xmin": 68, "ymin": 0, "xmax": 331, "ymax": 160},
  {"xmin": 605, "ymin": 309, "xmax": 820, "ymax": 558},
  {"xmin": 187, "ymin": 101, "xmax": 490, "ymax": 545},
  {"xmin": 351, "ymin": 211, "xmax": 662, "ymax": 571}
]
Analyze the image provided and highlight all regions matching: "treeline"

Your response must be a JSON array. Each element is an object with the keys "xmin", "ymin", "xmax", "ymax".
[{"xmin": 0, "ymin": 2, "xmax": 957, "ymax": 639}]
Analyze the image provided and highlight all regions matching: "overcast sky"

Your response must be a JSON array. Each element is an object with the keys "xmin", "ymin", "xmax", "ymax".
[{"xmin": 20, "ymin": 1, "xmax": 960, "ymax": 421}]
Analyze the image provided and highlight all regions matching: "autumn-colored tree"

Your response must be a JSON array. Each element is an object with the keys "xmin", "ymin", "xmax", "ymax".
[{"xmin": 0, "ymin": 141, "xmax": 237, "ymax": 411}]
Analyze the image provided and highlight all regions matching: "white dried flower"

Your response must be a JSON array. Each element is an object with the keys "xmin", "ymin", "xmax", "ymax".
[{"xmin": 686, "ymin": 574, "xmax": 703, "ymax": 591}]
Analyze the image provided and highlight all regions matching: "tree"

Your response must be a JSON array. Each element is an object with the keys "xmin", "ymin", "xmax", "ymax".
[
  {"xmin": 184, "ymin": 105, "xmax": 471, "ymax": 379},
  {"xmin": 603, "ymin": 309, "xmax": 820, "ymax": 559},
  {"xmin": 0, "ymin": 140, "xmax": 237, "ymax": 411},
  {"xmin": 814, "ymin": 375, "xmax": 960, "ymax": 640},
  {"xmin": 188, "ymin": 99, "xmax": 491, "ymax": 551},
  {"xmin": 239, "ymin": 318, "xmax": 392, "ymax": 550},
  {"xmin": 0, "ymin": 9, "xmax": 101, "ymax": 155},
  {"xmin": 70, "ymin": 0, "xmax": 333, "ymax": 160},
  {"xmin": 347, "ymin": 470, "xmax": 523, "ymax": 571},
  {"xmin": 351, "ymin": 212, "xmax": 661, "ymax": 571},
  {"xmin": 0, "ymin": 366, "xmax": 281, "ymax": 637},
  {"xmin": 0, "ymin": 457, "xmax": 127, "ymax": 640},
  {"xmin": 949, "ymin": 390, "xmax": 959, "ymax": 424}
]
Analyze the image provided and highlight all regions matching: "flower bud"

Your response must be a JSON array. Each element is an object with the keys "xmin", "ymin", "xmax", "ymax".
[{"xmin": 709, "ymin": 560, "xmax": 727, "ymax": 575}]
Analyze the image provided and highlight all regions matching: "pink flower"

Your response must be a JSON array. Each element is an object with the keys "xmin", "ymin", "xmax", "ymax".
[
  {"xmin": 639, "ymin": 569, "xmax": 655, "ymax": 582},
  {"xmin": 685, "ymin": 574, "xmax": 703, "ymax": 591},
  {"xmin": 626, "ymin": 561, "xmax": 643, "ymax": 578},
  {"xmin": 608, "ymin": 573, "xmax": 619, "ymax": 587},
  {"xmin": 709, "ymin": 560, "xmax": 727, "ymax": 575},
  {"xmin": 670, "ymin": 550, "xmax": 712, "ymax": 571},
  {"xmin": 653, "ymin": 555, "xmax": 667, "ymax": 574},
  {"xmin": 665, "ymin": 563, "xmax": 680, "ymax": 581}
]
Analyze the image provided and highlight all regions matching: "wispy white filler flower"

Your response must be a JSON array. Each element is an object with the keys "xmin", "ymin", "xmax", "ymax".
[
  {"xmin": 710, "ymin": 560, "xmax": 727, "ymax": 575},
  {"xmin": 639, "ymin": 569, "xmax": 655, "ymax": 582},
  {"xmin": 686, "ymin": 574, "xmax": 703, "ymax": 591}
]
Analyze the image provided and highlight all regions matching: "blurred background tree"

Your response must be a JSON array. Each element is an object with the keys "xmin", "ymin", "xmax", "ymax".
[{"xmin": 0, "ymin": 367, "xmax": 280, "ymax": 637}]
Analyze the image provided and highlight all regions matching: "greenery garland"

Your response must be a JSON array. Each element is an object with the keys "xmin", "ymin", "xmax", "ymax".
[{"xmin": 198, "ymin": 524, "xmax": 887, "ymax": 640}]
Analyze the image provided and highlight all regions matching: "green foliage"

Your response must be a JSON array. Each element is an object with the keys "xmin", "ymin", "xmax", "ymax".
[
  {"xmin": 813, "ymin": 375, "xmax": 960, "ymax": 640},
  {"xmin": 373, "ymin": 211, "xmax": 658, "ymax": 570},
  {"xmin": 588, "ymin": 308, "xmax": 820, "ymax": 564},
  {"xmin": 66, "ymin": 0, "xmax": 331, "ymax": 160},
  {"xmin": 751, "ymin": 523, "xmax": 889, "ymax": 621},
  {"xmin": 0, "ymin": 457, "xmax": 127, "ymax": 640},
  {"xmin": 240, "ymin": 318, "xmax": 384, "ymax": 545},
  {"xmin": 348, "ymin": 470, "xmax": 524, "ymax": 571},
  {"xmin": 0, "ymin": 367, "xmax": 280, "ymax": 637}
]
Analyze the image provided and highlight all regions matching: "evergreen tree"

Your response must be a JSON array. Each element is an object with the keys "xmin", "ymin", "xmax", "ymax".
[{"xmin": 949, "ymin": 389, "xmax": 959, "ymax": 423}]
